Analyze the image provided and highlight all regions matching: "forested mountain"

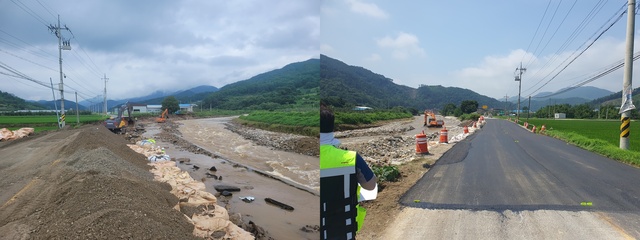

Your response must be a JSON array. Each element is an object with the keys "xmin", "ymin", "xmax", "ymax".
[
  {"xmin": 589, "ymin": 87, "xmax": 640, "ymax": 107},
  {"xmin": 0, "ymin": 91, "xmax": 46, "ymax": 111},
  {"xmin": 202, "ymin": 58, "xmax": 319, "ymax": 110},
  {"xmin": 35, "ymin": 100, "xmax": 87, "ymax": 111},
  {"xmin": 320, "ymin": 55, "xmax": 502, "ymax": 110}
]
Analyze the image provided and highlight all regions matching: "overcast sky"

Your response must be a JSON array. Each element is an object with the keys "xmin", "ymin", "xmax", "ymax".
[
  {"xmin": 0, "ymin": 0, "xmax": 319, "ymax": 103},
  {"xmin": 322, "ymin": 0, "xmax": 638, "ymax": 100}
]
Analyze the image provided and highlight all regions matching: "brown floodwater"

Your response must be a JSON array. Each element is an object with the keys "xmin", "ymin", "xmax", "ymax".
[{"xmin": 143, "ymin": 118, "xmax": 319, "ymax": 240}]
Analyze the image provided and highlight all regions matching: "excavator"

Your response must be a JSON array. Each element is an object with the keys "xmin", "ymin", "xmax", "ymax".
[
  {"xmin": 104, "ymin": 102, "xmax": 134, "ymax": 133},
  {"xmin": 156, "ymin": 109, "xmax": 168, "ymax": 123},
  {"xmin": 423, "ymin": 110, "xmax": 444, "ymax": 127}
]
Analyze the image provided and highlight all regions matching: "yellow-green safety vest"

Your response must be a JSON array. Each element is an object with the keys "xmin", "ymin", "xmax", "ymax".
[{"xmin": 320, "ymin": 145, "xmax": 366, "ymax": 240}]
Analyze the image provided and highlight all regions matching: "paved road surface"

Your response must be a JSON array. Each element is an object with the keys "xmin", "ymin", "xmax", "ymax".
[{"xmin": 380, "ymin": 119, "xmax": 640, "ymax": 239}]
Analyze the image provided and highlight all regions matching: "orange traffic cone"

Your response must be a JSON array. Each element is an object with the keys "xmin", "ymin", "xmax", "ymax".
[
  {"xmin": 439, "ymin": 127, "xmax": 448, "ymax": 143},
  {"xmin": 415, "ymin": 130, "xmax": 429, "ymax": 154},
  {"xmin": 463, "ymin": 125, "xmax": 469, "ymax": 134},
  {"xmin": 531, "ymin": 125, "xmax": 537, "ymax": 134}
]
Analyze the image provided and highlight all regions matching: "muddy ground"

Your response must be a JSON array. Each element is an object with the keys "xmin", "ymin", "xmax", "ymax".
[
  {"xmin": 145, "ymin": 117, "xmax": 319, "ymax": 240},
  {"xmin": 335, "ymin": 115, "xmax": 475, "ymax": 239},
  {"xmin": 0, "ymin": 125, "xmax": 198, "ymax": 239}
]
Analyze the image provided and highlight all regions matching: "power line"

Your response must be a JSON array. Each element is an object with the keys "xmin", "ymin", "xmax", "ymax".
[
  {"xmin": 526, "ymin": 7, "xmax": 626, "ymax": 97},
  {"xmin": 521, "ymin": 0, "xmax": 553, "ymax": 63},
  {"xmin": 10, "ymin": 0, "xmax": 49, "ymax": 26}
]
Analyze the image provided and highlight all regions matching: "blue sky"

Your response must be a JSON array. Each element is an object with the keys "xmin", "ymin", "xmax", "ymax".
[
  {"xmin": 322, "ymin": 0, "xmax": 637, "ymax": 100},
  {"xmin": 0, "ymin": 0, "xmax": 319, "ymax": 101}
]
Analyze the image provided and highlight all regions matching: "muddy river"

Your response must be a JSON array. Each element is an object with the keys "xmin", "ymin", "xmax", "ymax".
[{"xmin": 143, "ymin": 117, "xmax": 319, "ymax": 240}]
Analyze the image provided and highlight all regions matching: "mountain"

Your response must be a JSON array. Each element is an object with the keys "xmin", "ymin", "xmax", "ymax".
[
  {"xmin": 35, "ymin": 100, "xmax": 88, "ymax": 111},
  {"xmin": 589, "ymin": 87, "xmax": 640, "ymax": 107},
  {"xmin": 320, "ymin": 55, "xmax": 503, "ymax": 110},
  {"xmin": 0, "ymin": 91, "xmax": 46, "ymax": 111},
  {"xmin": 202, "ymin": 58, "xmax": 319, "ymax": 110},
  {"xmin": 532, "ymin": 86, "xmax": 613, "ymax": 100},
  {"xmin": 78, "ymin": 85, "xmax": 220, "ymax": 110}
]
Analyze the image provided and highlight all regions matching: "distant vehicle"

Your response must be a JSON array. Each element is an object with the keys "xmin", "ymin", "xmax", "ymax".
[
  {"xmin": 353, "ymin": 106, "xmax": 373, "ymax": 111},
  {"xmin": 424, "ymin": 111, "xmax": 444, "ymax": 127},
  {"xmin": 103, "ymin": 102, "xmax": 134, "ymax": 133}
]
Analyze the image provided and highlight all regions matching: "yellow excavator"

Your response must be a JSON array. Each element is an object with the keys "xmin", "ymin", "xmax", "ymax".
[
  {"xmin": 423, "ymin": 110, "xmax": 444, "ymax": 127},
  {"xmin": 156, "ymin": 109, "xmax": 168, "ymax": 123},
  {"xmin": 104, "ymin": 102, "xmax": 134, "ymax": 133}
]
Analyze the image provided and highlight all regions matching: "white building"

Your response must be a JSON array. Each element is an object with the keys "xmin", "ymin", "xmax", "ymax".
[{"xmin": 555, "ymin": 113, "xmax": 566, "ymax": 119}]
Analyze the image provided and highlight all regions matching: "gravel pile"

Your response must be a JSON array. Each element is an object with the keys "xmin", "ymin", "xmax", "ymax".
[
  {"xmin": 335, "ymin": 121, "xmax": 414, "ymax": 139},
  {"xmin": 225, "ymin": 122, "xmax": 319, "ymax": 157}
]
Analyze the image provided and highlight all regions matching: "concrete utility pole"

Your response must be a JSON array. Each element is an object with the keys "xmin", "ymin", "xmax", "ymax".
[
  {"xmin": 515, "ymin": 62, "xmax": 526, "ymax": 123},
  {"xmin": 75, "ymin": 92, "xmax": 79, "ymax": 124},
  {"xmin": 504, "ymin": 95, "xmax": 508, "ymax": 116},
  {"xmin": 620, "ymin": 0, "xmax": 636, "ymax": 150},
  {"xmin": 49, "ymin": 15, "xmax": 71, "ymax": 128},
  {"xmin": 527, "ymin": 96, "xmax": 531, "ymax": 121},
  {"xmin": 102, "ymin": 74, "xmax": 108, "ymax": 116}
]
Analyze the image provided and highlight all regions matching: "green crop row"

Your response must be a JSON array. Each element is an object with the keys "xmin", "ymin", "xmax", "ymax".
[{"xmin": 0, "ymin": 114, "xmax": 107, "ymax": 125}]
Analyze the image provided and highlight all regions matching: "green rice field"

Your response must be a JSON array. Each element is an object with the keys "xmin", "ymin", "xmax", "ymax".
[
  {"xmin": 520, "ymin": 118, "xmax": 640, "ymax": 152},
  {"xmin": 0, "ymin": 115, "xmax": 108, "ymax": 132}
]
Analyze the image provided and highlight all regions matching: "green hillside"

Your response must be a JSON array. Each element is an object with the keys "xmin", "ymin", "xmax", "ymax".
[
  {"xmin": 202, "ymin": 58, "xmax": 319, "ymax": 110},
  {"xmin": 320, "ymin": 55, "xmax": 503, "ymax": 111},
  {"xmin": 0, "ymin": 91, "xmax": 46, "ymax": 112}
]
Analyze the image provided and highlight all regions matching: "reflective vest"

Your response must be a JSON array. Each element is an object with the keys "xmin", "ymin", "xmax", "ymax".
[{"xmin": 320, "ymin": 145, "xmax": 366, "ymax": 240}]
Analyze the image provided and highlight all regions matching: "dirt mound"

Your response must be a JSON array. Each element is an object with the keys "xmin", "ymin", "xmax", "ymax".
[{"xmin": 0, "ymin": 125, "xmax": 199, "ymax": 239}]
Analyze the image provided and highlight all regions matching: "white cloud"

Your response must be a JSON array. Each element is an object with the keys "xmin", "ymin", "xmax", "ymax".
[
  {"xmin": 376, "ymin": 32, "xmax": 425, "ymax": 60},
  {"xmin": 321, "ymin": 44, "xmax": 335, "ymax": 55},
  {"xmin": 345, "ymin": 0, "xmax": 388, "ymax": 19},
  {"xmin": 365, "ymin": 53, "xmax": 381, "ymax": 61}
]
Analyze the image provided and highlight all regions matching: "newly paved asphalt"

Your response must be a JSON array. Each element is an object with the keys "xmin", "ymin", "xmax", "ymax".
[{"xmin": 401, "ymin": 119, "xmax": 640, "ymax": 212}]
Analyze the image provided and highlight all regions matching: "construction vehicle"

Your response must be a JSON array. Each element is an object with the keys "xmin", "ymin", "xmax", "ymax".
[
  {"xmin": 423, "ymin": 111, "xmax": 445, "ymax": 127},
  {"xmin": 156, "ymin": 109, "xmax": 168, "ymax": 123},
  {"xmin": 104, "ymin": 102, "xmax": 134, "ymax": 133}
]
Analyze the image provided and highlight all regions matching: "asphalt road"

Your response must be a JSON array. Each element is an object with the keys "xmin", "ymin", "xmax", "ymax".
[{"xmin": 390, "ymin": 118, "xmax": 640, "ymax": 239}]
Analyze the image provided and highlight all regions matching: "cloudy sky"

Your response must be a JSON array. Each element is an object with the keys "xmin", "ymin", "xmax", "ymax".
[
  {"xmin": 0, "ymin": 0, "xmax": 319, "ymax": 103},
  {"xmin": 322, "ymin": 0, "xmax": 638, "ymax": 100}
]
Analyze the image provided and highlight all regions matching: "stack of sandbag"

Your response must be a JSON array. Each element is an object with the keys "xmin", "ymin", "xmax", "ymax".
[
  {"xmin": 127, "ymin": 139, "xmax": 170, "ymax": 162},
  {"xmin": 0, "ymin": 127, "xmax": 34, "ymax": 141},
  {"xmin": 148, "ymin": 160, "xmax": 253, "ymax": 239}
]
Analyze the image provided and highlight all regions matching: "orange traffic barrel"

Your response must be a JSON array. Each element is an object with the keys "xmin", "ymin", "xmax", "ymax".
[
  {"xmin": 439, "ymin": 127, "xmax": 448, "ymax": 143},
  {"xmin": 531, "ymin": 125, "xmax": 537, "ymax": 133},
  {"xmin": 541, "ymin": 124, "xmax": 546, "ymax": 132},
  {"xmin": 524, "ymin": 122, "xmax": 528, "ymax": 128},
  {"xmin": 415, "ymin": 130, "xmax": 429, "ymax": 154},
  {"xmin": 463, "ymin": 125, "xmax": 469, "ymax": 134}
]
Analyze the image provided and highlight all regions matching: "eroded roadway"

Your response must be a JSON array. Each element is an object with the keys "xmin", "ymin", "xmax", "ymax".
[{"xmin": 386, "ymin": 118, "xmax": 640, "ymax": 239}]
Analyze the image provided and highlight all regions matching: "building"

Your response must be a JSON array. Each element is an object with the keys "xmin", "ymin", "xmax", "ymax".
[
  {"xmin": 353, "ymin": 106, "xmax": 373, "ymax": 111},
  {"xmin": 147, "ymin": 105, "xmax": 162, "ymax": 113},
  {"xmin": 554, "ymin": 113, "xmax": 566, "ymax": 119},
  {"xmin": 178, "ymin": 104, "xmax": 196, "ymax": 112}
]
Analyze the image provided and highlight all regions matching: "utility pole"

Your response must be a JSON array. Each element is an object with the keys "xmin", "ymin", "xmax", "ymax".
[
  {"xmin": 620, "ymin": 0, "xmax": 636, "ymax": 150},
  {"xmin": 75, "ymin": 92, "xmax": 79, "ymax": 124},
  {"xmin": 515, "ymin": 62, "xmax": 526, "ymax": 123},
  {"xmin": 504, "ymin": 95, "xmax": 508, "ymax": 116},
  {"xmin": 49, "ymin": 15, "xmax": 71, "ymax": 128},
  {"xmin": 50, "ymin": 78, "xmax": 60, "ymax": 128},
  {"xmin": 102, "ymin": 74, "xmax": 109, "ymax": 116},
  {"xmin": 527, "ymin": 96, "xmax": 531, "ymax": 121}
]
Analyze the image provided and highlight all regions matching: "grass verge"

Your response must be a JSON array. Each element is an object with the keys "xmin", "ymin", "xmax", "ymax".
[
  {"xmin": 235, "ymin": 111, "xmax": 319, "ymax": 137},
  {"xmin": 544, "ymin": 130, "xmax": 640, "ymax": 166}
]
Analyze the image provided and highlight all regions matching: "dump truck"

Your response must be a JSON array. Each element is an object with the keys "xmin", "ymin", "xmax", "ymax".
[
  {"xmin": 104, "ymin": 102, "xmax": 134, "ymax": 133},
  {"xmin": 424, "ymin": 111, "xmax": 444, "ymax": 127}
]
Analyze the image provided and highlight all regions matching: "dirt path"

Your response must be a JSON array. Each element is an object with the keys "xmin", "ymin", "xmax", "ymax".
[{"xmin": 146, "ymin": 117, "xmax": 319, "ymax": 240}]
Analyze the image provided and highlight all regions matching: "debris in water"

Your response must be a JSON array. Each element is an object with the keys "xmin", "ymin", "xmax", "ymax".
[
  {"xmin": 239, "ymin": 196, "xmax": 255, "ymax": 203},
  {"xmin": 265, "ymin": 198, "xmax": 294, "ymax": 211},
  {"xmin": 209, "ymin": 166, "xmax": 217, "ymax": 171}
]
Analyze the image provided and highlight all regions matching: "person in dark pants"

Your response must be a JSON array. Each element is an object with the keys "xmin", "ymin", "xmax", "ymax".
[{"xmin": 320, "ymin": 104, "xmax": 377, "ymax": 240}]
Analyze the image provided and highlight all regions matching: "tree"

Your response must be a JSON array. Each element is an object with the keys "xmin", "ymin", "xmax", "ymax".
[
  {"xmin": 460, "ymin": 100, "xmax": 479, "ymax": 114},
  {"xmin": 162, "ymin": 96, "xmax": 180, "ymax": 113},
  {"xmin": 441, "ymin": 103, "xmax": 457, "ymax": 116}
]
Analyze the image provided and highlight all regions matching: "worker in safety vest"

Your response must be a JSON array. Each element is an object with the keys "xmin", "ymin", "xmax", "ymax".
[{"xmin": 320, "ymin": 104, "xmax": 377, "ymax": 240}]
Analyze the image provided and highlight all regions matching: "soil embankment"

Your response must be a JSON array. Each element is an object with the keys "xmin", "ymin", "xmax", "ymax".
[{"xmin": 0, "ymin": 125, "xmax": 198, "ymax": 239}]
